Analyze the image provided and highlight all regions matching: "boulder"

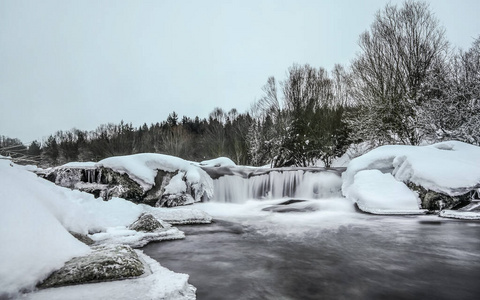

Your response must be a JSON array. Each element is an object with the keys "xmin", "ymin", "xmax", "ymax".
[
  {"xmin": 38, "ymin": 245, "xmax": 144, "ymax": 288},
  {"xmin": 69, "ymin": 231, "xmax": 94, "ymax": 246},
  {"xmin": 407, "ymin": 182, "xmax": 474, "ymax": 211},
  {"xmin": 128, "ymin": 213, "xmax": 164, "ymax": 232}
]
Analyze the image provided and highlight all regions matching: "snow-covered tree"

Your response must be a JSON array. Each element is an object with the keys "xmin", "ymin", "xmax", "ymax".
[{"xmin": 349, "ymin": 0, "xmax": 449, "ymax": 145}]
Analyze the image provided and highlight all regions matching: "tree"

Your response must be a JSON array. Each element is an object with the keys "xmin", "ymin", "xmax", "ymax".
[{"xmin": 349, "ymin": 0, "xmax": 448, "ymax": 145}]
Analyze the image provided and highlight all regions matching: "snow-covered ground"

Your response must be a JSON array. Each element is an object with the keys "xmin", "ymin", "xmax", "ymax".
[{"xmin": 0, "ymin": 157, "xmax": 204, "ymax": 299}]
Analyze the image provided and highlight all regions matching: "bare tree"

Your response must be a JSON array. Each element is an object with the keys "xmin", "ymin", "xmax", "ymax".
[{"xmin": 350, "ymin": 0, "xmax": 448, "ymax": 145}]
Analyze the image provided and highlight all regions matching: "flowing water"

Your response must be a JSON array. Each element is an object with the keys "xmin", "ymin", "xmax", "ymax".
[
  {"xmin": 143, "ymin": 169, "xmax": 480, "ymax": 299},
  {"xmin": 143, "ymin": 204, "xmax": 480, "ymax": 300}
]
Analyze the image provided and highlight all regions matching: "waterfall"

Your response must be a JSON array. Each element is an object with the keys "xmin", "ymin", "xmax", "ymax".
[{"xmin": 209, "ymin": 168, "xmax": 343, "ymax": 203}]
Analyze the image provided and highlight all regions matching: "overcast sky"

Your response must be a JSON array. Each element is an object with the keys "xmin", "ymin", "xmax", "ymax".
[{"xmin": 1, "ymin": 0, "xmax": 479, "ymax": 143}]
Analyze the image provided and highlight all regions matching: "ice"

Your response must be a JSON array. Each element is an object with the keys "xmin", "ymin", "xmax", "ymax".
[
  {"xmin": 210, "ymin": 169, "xmax": 343, "ymax": 202},
  {"xmin": 343, "ymin": 169, "xmax": 424, "ymax": 214},
  {"xmin": 342, "ymin": 141, "xmax": 480, "ymax": 197}
]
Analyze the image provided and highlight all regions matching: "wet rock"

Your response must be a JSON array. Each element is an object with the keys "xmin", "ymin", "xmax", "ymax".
[
  {"xmin": 69, "ymin": 231, "xmax": 94, "ymax": 245},
  {"xmin": 38, "ymin": 245, "xmax": 144, "ymax": 288},
  {"xmin": 128, "ymin": 213, "xmax": 164, "ymax": 232},
  {"xmin": 262, "ymin": 199, "xmax": 317, "ymax": 213}
]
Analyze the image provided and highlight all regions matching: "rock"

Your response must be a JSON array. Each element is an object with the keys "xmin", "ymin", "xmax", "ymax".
[
  {"xmin": 262, "ymin": 199, "xmax": 318, "ymax": 213},
  {"xmin": 407, "ymin": 182, "xmax": 474, "ymax": 211},
  {"xmin": 158, "ymin": 193, "xmax": 195, "ymax": 207},
  {"xmin": 128, "ymin": 213, "xmax": 164, "ymax": 232},
  {"xmin": 69, "ymin": 231, "xmax": 94, "ymax": 245},
  {"xmin": 143, "ymin": 170, "xmax": 178, "ymax": 206},
  {"xmin": 38, "ymin": 245, "xmax": 144, "ymax": 288}
]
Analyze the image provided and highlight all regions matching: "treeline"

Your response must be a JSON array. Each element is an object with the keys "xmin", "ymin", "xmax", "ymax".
[{"xmin": 2, "ymin": 1, "xmax": 479, "ymax": 168}]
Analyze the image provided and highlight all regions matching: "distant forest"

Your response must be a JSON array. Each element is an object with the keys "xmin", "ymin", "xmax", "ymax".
[{"xmin": 2, "ymin": 1, "xmax": 479, "ymax": 168}]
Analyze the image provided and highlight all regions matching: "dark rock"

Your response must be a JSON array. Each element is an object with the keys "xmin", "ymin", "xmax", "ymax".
[
  {"xmin": 128, "ymin": 213, "xmax": 164, "ymax": 232},
  {"xmin": 262, "ymin": 199, "xmax": 317, "ymax": 213},
  {"xmin": 143, "ymin": 170, "xmax": 177, "ymax": 206},
  {"xmin": 407, "ymin": 182, "xmax": 474, "ymax": 211},
  {"xmin": 277, "ymin": 199, "xmax": 307, "ymax": 205},
  {"xmin": 38, "ymin": 245, "xmax": 144, "ymax": 288},
  {"xmin": 69, "ymin": 231, "xmax": 94, "ymax": 245}
]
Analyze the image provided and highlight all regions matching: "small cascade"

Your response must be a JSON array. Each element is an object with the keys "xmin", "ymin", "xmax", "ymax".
[
  {"xmin": 81, "ymin": 168, "xmax": 103, "ymax": 184},
  {"xmin": 210, "ymin": 168, "xmax": 343, "ymax": 203}
]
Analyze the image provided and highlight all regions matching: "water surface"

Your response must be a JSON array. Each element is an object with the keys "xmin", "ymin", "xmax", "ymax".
[{"xmin": 143, "ymin": 207, "xmax": 480, "ymax": 300}]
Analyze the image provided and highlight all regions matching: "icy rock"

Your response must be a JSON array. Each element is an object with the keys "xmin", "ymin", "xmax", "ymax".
[
  {"xmin": 69, "ymin": 231, "xmax": 94, "ymax": 246},
  {"xmin": 159, "ymin": 193, "xmax": 195, "ymax": 207},
  {"xmin": 128, "ymin": 213, "xmax": 164, "ymax": 232},
  {"xmin": 38, "ymin": 245, "xmax": 144, "ymax": 289},
  {"xmin": 90, "ymin": 225, "xmax": 185, "ymax": 248},
  {"xmin": 145, "ymin": 207, "xmax": 213, "ymax": 225}
]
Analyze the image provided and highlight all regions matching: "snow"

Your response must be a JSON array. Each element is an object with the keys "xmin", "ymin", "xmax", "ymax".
[
  {"xmin": 96, "ymin": 153, "xmax": 213, "ymax": 200},
  {"xmin": 199, "ymin": 157, "xmax": 236, "ymax": 167},
  {"xmin": 23, "ymin": 251, "xmax": 196, "ymax": 300},
  {"xmin": 343, "ymin": 169, "xmax": 424, "ymax": 214},
  {"xmin": 0, "ymin": 159, "xmax": 91, "ymax": 297},
  {"xmin": 0, "ymin": 158, "xmax": 203, "ymax": 298},
  {"xmin": 90, "ymin": 226, "xmax": 185, "ymax": 248},
  {"xmin": 342, "ymin": 141, "xmax": 480, "ymax": 197},
  {"xmin": 164, "ymin": 172, "xmax": 187, "ymax": 194},
  {"xmin": 62, "ymin": 161, "xmax": 97, "ymax": 168},
  {"xmin": 143, "ymin": 206, "xmax": 213, "ymax": 225},
  {"xmin": 439, "ymin": 210, "xmax": 480, "ymax": 220}
]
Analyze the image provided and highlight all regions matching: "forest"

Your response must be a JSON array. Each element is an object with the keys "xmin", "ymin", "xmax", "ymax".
[{"xmin": 1, "ymin": 1, "xmax": 479, "ymax": 168}]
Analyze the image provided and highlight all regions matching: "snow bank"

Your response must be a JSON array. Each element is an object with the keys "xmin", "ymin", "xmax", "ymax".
[
  {"xmin": 23, "ymin": 251, "xmax": 196, "ymax": 300},
  {"xmin": 344, "ymin": 170, "xmax": 424, "ymax": 214},
  {"xmin": 0, "ymin": 158, "xmax": 201, "ymax": 297},
  {"xmin": 0, "ymin": 160, "xmax": 91, "ymax": 297},
  {"xmin": 96, "ymin": 153, "xmax": 213, "ymax": 200},
  {"xmin": 199, "ymin": 157, "xmax": 236, "ymax": 167},
  {"xmin": 343, "ymin": 141, "xmax": 480, "ymax": 197}
]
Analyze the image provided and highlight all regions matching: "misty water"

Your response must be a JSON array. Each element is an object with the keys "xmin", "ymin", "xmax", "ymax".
[{"xmin": 143, "ymin": 202, "xmax": 480, "ymax": 300}]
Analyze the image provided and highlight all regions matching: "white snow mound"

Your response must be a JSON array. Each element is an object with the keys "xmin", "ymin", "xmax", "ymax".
[
  {"xmin": 199, "ymin": 157, "xmax": 236, "ymax": 167},
  {"xmin": 342, "ymin": 141, "xmax": 480, "ymax": 197},
  {"xmin": 344, "ymin": 170, "xmax": 423, "ymax": 214}
]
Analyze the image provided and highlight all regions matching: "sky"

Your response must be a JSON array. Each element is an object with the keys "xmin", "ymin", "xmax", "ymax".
[{"xmin": 1, "ymin": 0, "xmax": 479, "ymax": 144}]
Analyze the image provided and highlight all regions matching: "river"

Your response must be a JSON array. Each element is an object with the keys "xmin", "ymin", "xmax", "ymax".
[{"xmin": 143, "ymin": 200, "xmax": 480, "ymax": 300}]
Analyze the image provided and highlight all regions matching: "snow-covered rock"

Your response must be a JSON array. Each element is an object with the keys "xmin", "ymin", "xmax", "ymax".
[
  {"xmin": 342, "ymin": 141, "xmax": 480, "ymax": 212},
  {"xmin": 0, "ymin": 159, "xmax": 91, "ymax": 297},
  {"xmin": 0, "ymin": 158, "xmax": 198, "ymax": 298},
  {"xmin": 38, "ymin": 245, "xmax": 144, "ymax": 288},
  {"xmin": 43, "ymin": 153, "xmax": 215, "ymax": 207},
  {"xmin": 97, "ymin": 153, "xmax": 213, "ymax": 202},
  {"xmin": 144, "ymin": 206, "xmax": 213, "ymax": 225},
  {"xmin": 199, "ymin": 157, "xmax": 236, "ymax": 167},
  {"xmin": 23, "ymin": 251, "xmax": 196, "ymax": 300},
  {"xmin": 344, "ymin": 170, "xmax": 425, "ymax": 214}
]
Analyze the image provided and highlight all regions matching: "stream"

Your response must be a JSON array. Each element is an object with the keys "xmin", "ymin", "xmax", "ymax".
[{"xmin": 143, "ymin": 202, "xmax": 480, "ymax": 300}]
